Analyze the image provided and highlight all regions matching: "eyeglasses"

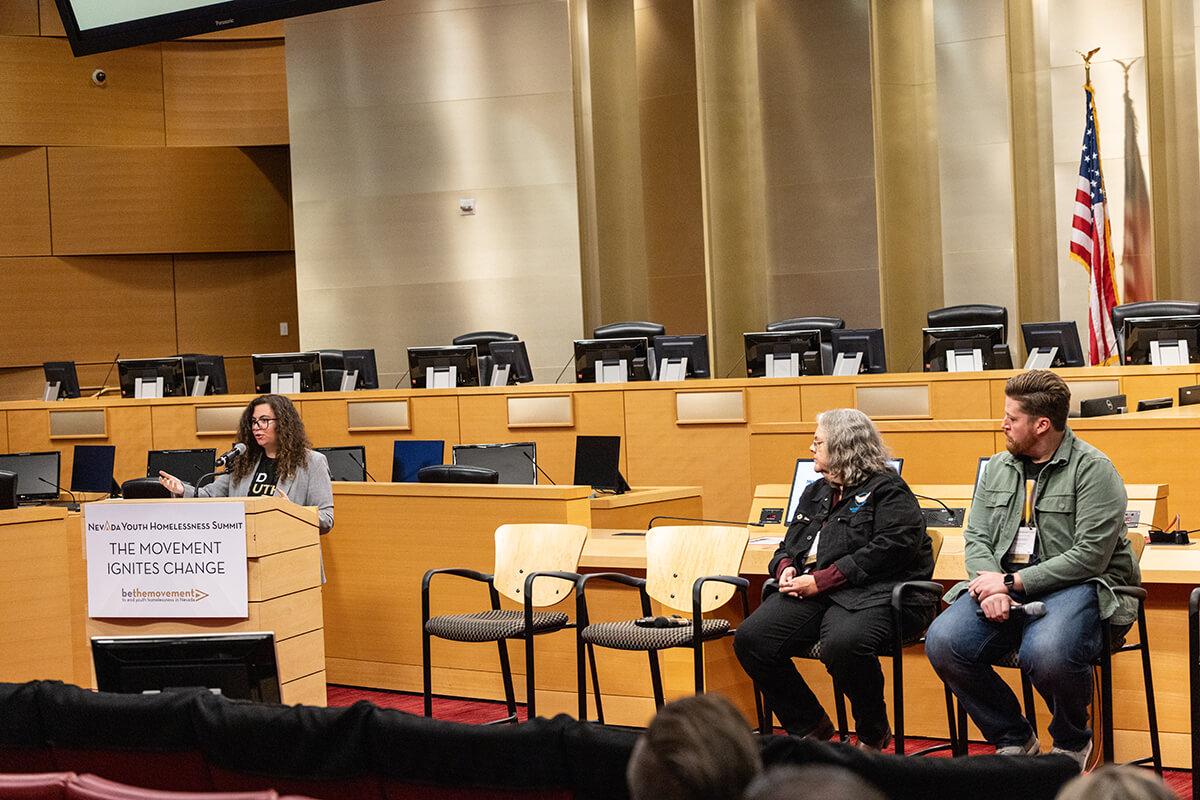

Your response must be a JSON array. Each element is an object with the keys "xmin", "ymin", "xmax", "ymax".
[
  {"xmin": 251, "ymin": 416, "xmax": 277, "ymax": 429},
  {"xmin": 811, "ymin": 438, "xmax": 826, "ymax": 449}
]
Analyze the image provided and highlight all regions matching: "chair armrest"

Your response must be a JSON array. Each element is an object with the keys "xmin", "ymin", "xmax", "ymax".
[
  {"xmin": 761, "ymin": 578, "xmax": 779, "ymax": 602},
  {"xmin": 422, "ymin": 567, "xmax": 494, "ymax": 592},
  {"xmin": 1190, "ymin": 586, "xmax": 1200, "ymax": 617},
  {"xmin": 692, "ymin": 575, "xmax": 751, "ymax": 626},
  {"xmin": 575, "ymin": 572, "xmax": 651, "ymax": 625},
  {"xmin": 1112, "ymin": 585, "xmax": 1147, "ymax": 602},
  {"xmin": 522, "ymin": 570, "xmax": 582, "ymax": 604},
  {"xmin": 891, "ymin": 580, "xmax": 943, "ymax": 611}
]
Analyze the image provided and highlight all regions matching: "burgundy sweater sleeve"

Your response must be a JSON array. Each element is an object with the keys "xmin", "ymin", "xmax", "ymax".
[
  {"xmin": 775, "ymin": 557, "xmax": 794, "ymax": 580},
  {"xmin": 811, "ymin": 563, "xmax": 848, "ymax": 593}
]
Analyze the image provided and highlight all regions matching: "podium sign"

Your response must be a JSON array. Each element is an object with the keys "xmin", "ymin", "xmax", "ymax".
[{"xmin": 85, "ymin": 502, "xmax": 249, "ymax": 618}]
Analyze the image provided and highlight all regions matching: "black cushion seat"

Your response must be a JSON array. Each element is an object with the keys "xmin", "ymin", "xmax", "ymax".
[
  {"xmin": 579, "ymin": 618, "xmax": 730, "ymax": 651},
  {"xmin": 424, "ymin": 609, "xmax": 569, "ymax": 643}
]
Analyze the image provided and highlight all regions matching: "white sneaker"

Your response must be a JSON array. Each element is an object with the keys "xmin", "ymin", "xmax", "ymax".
[
  {"xmin": 1050, "ymin": 738, "xmax": 1093, "ymax": 772},
  {"xmin": 995, "ymin": 734, "xmax": 1041, "ymax": 756}
]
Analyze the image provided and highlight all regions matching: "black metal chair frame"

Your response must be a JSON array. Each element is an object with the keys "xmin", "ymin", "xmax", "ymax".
[
  {"xmin": 756, "ymin": 578, "xmax": 957, "ymax": 756},
  {"xmin": 421, "ymin": 567, "xmax": 599, "ymax": 723},
  {"xmin": 1189, "ymin": 587, "xmax": 1200, "ymax": 799},
  {"xmin": 572, "ymin": 571, "xmax": 756, "ymax": 724},
  {"xmin": 955, "ymin": 585, "xmax": 1161, "ymax": 772}
]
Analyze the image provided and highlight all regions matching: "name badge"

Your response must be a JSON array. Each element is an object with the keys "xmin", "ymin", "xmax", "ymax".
[{"xmin": 1009, "ymin": 525, "xmax": 1037, "ymax": 565}]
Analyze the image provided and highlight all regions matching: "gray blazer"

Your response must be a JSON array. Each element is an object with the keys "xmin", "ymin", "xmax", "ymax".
[{"xmin": 182, "ymin": 449, "xmax": 334, "ymax": 534}]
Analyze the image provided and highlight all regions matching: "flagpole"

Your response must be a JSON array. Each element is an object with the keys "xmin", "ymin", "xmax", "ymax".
[{"xmin": 1077, "ymin": 46, "xmax": 1100, "ymax": 85}]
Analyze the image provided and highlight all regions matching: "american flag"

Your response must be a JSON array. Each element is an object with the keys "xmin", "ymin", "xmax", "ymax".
[{"xmin": 1068, "ymin": 84, "xmax": 1121, "ymax": 365}]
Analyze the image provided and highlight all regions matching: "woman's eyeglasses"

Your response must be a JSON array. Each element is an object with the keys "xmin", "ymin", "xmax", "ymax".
[{"xmin": 250, "ymin": 417, "xmax": 277, "ymax": 429}]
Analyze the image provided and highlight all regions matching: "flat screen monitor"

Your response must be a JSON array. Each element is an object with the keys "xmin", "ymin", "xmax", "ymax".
[
  {"xmin": 1180, "ymin": 384, "xmax": 1200, "ymax": 407},
  {"xmin": 973, "ymin": 456, "xmax": 991, "ymax": 497},
  {"xmin": 1020, "ymin": 321, "xmax": 1085, "ymax": 368},
  {"xmin": 90, "ymin": 632, "xmax": 281, "ymax": 703},
  {"xmin": 744, "ymin": 330, "xmax": 823, "ymax": 378},
  {"xmin": 784, "ymin": 457, "xmax": 904, "ymax": 525},
  {"xmin": 315, "ymin": 445, "xmax": 367, "ymax": 481},
  {"xmin": 178, "ymin": 354, "xmax": 228, "ymax": 396},
  {"xmin": 392, "ymin": 440, "xmax": 444, "ymax": 482},
  {"xmin": 118, "ymin": 357, "xmax": 187, "ymax": 399},
  {"xmin": 1121, "ymin": 315, "xmax": 1200, "ymax": 366},
  {"xmin": 1080, "ymin": 394, "xmax": 1126, "ymax": 417},
  {"xmin": 573, "ymin": 435, "xmax": 628, "ymax": 493},
  {"xmin": 486, "ymin": 340, "xmax": 535, "ymax": 385},
  {"xmin": 830, "ymin": 329, "xmax": 887, "ymax": 374},
  {"xmin": 251, "ymin": 352, "xmax": 324, "ymax": 394},
  {"xmin": 42, "ymin": 361, "xmax": 82, "ymax": 399},
  {"xmin": 53, "ymin": 0, "xmax": 383, "ymax": 56},
  {"xmin": 0, "ymin": 451, "xmax": 61, "ymax": 502},
  {"xmin": 147, "ymin": 448, "xmax": 216, "ymax": 483},
  {"xmin": 319, "ymin": 349, "xmax": 379, "ymax": 391},
  {"xmin": 573, "ymin": 338, "xmax": 651, "ymax": 383},
  {"xmin": 922, "ymin": 324, "xmax": 1006, "ymax": 372},
  {"xmin": 452, "ymin": 442, "xmax": 537, "ymax": 485},
  {"xmin": 407, "ymin": 346, "xmax": 480, "ymax": 389},
  {"xmin": 652, "ymin": 334, "xmax": 710, "ymax": 379},
  {"xmin": 71, "ymin": 444, "xmax": 115, "ymax": 494}
]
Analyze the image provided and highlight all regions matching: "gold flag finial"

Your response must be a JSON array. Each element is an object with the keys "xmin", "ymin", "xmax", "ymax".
[{"xmin": 1078, "ymin": 47, "xmax": 1101, "ymax": 84}]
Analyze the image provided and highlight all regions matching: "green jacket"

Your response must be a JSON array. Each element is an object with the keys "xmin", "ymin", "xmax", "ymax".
[{"xmin": 945, "ymin": 428, "xmax": 1140, "ymax": 627}]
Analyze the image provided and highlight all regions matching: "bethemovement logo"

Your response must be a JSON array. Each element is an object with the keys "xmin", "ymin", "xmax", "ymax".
[{"xmin": 121, "ymin": 587, "xmax": 210, "ymax": 602}]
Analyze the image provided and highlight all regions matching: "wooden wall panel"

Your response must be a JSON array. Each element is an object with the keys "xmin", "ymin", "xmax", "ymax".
[
  {"xmin": 0, "ymin": 0, "xmax": 39, "ymax": 35},
  {"xmin": 0, "ymin": 256, "xmax": 176, "ymax": 365},
  {"xmin": 36, "ymin": 0, "xmax": 60, "ymax": 35},
  {"xmin": 0, "ymin": 146, "xmax": 50, "ymax": 255},
  {"xmin": 48, "ymin": 146, "xmax": 293, "ymax": 254},
  {"xmin": 174, "ymin": 253, "xmax": 299, "ymax": 356},
  {"xmin": 0, "ymin": 36, "xmax": 164, "ymax": 146},
  {"xmin": 163, "ymin": 41, "xmax": 288, "ymax": 147}
]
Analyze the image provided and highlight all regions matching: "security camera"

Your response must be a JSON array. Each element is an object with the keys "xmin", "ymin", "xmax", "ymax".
[{"xmin": 91, "ymin": 69, "xmax": 107, "ymax": 86}]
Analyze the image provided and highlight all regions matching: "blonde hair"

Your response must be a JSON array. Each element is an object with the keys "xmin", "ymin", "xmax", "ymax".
[
  {"xmin": 1055, "ymin": 767, "xmax": 1175, "ymax": 800},
  {"xmin": 815, "ymin": 408, "xmax": 892, "ymax": 486}
]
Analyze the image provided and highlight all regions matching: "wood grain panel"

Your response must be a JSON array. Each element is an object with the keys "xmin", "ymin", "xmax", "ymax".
[
  {"xmin": 174, "ymin": 253, "xmax": 299, "ymax": 355},
  {"xmin": 0, "ymin": 0, "xmax": 39, "ymax": 35},
  {"xmin": 0, "ymin": 509, "xmax": 73, "ymax": 682},
  {"xmin": 0, "ymin": 256, "xmax": 176, "ymax": 366},
  {"xmin": 7, "ymin": 405, "xmax": 153, "ymax": 485},
  {"xmin": 162, "ymin": 41, "xmax": 288, "ymax": 147},
  {"xmin": 36, "ymin": 0, "xmax": 60, "ymax": 35},
  {"xmin": 0, "ymin": 146, "xmax": 50, "ymax": 255},
  {"xmin": 48, "ymin": 146, "xmax": 293, "ymax": 254},
  {"xmin": 0, "ymin": 35, "xmax": 164, "ymax": 146}
]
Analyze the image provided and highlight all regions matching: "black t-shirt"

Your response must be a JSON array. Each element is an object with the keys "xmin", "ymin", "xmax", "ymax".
[
  {"xmin": 248, "ymin": 457, "xmax": 278, "ymax": 497},
  {"xmin": 1020, "ymin": 456, "xmax": 1049, "ymax": 481}
]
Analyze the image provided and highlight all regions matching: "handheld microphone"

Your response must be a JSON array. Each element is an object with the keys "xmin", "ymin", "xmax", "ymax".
[
  {"xmin": 38, "ymin": 476, "xmax": 80, "ymax": 512},
  {"xmin": 976, "ymin": 600, "xmax": 1047, "ymax": 620},
  {"xmin": 92, "ymin": 352, "xmax": 120, "ymax": 398},
  {"xmin": 347, "ymin": 450, "xmax": 376, "ymax": 482},
  {"xmin": 553, "ymin": 354, "xmax": 574, "ymax": 384},
  {"xmin": 392, "ymin": 368, "xmax": 412, "ymax": 389},
  {"xmin": 521, "ymin": 450, "xmax": 557, "ymax": 485},
  {"xmin": 215, "ymin": 442, "xmax": 247, "ymax": 468},
  {"xmin": 649, "ymin": 514, "xmax": 765, "ymax": 528}
]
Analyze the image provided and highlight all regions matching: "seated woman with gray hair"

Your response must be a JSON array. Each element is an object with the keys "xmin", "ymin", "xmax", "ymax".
[{"xmin": 734, "ymin": 408, "xmax": 935, "ymax": 750}]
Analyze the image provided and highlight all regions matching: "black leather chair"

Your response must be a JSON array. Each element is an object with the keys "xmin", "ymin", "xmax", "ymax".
[
  {"xmin": 453, "ymin": 331, "xmax": 520, "ymax": 385},
  {"xmin": 417, "ymin": 464, "xmax": 500, "ymax": 484},
  {"xmin": 766, "ymin": 317, "xmax": 845, "ymax": 374},
  {"xmin": 926, "ymin": 304, "xmax": 1012, "ymax": 369},
  {"xmin": 1111, "ymin": 301, "xmax": 1200, "ymax": 363},
  {"xmin": 592, "ymin": 321, "xmax": 665, "ymax": 340},
  {"xmin": 121, "ymin": 478, "xmax": 172, "ymax": 499},
  {"xmin": 0, "ymin": 470, "xmax": 16, "ymax": 510}
]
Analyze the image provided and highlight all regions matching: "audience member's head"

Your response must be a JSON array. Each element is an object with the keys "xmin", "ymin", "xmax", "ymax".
[
  {"xmin": 742, "ymin": 764, "xmax": 886, "ymax": 800},
  {"xmin": 626, "ymin": 693, "xmax": 761, "ymax": 800},
  {"xmin": 1055, "ymin": 766, "xmax": 1175, "ymax": 800}
]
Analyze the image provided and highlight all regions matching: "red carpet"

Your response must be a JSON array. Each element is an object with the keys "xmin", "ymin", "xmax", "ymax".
[{"xmin": 327, "ymin": 685, "xmax": 1190, "ymax": 798}]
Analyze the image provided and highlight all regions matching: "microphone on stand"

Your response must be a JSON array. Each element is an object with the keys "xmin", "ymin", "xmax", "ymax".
[
  {"xmin": 38, "ymin": 476, "xmax": 80, "ymax": 512},
  {"xmin": 521, "ymin": 451, "xmax": 557, "ymax": 485},
  {"xmin": 347, "ymin": 450, "xmax": 376, "ymax": 482},
  {"xmin": 92, "ymin": 352, "xmax": 120, "ymax": 398},
  {"xmin": 649, "ymin": 515, "xmax": 766, "ymax": 528},
  {"xmin": 195, "ymin": 443, "xmax": 248, "ymax": 490}
]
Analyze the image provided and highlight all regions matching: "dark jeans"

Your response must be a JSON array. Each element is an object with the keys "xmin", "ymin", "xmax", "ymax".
[
  {"xmin": 925, "ymin": 584, "xmax": 1107, "ymax": 751},
  {"xmin": 734, "ymin": 591, "xmax": 932, "ymax": 745}
]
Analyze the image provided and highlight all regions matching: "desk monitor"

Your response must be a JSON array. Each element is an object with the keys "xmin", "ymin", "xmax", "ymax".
[
  {"xmin": 316, "ymin": 445, "xmax": 367, "ymax": 482},
  {"xmin": 1137, "ymin": 397, "xmax": 1172, "ymax": 412},
  {"xmin": 342, "ymin": 349, "xmax": 379, "ymax": 390},
  {"xmin": 319, "ymin": 349, "xmax": 379, "ymax": 391},
  {"xmin": 784, "ymin": 457, "xmax": 903, "ymax": 525},
  {"xmin": 392, "ymin": 440, "xmax": 444, "ymax": 482},
  {"xmin": 71, "ymin": 444, "xmax": 115, "ymax": 494},
  {"xmin": 652, "ymin": 334, "xmax": 710, "ymax": 380},
  {"xmin": 1121, "ymin": 315, "xmax": 1200, "ymax": 366},
  {"xmin": 1020, "ymin": 321, "xmax": 1085, "ymax": 369},
  {"xmin": 973, "ymin": 456, "xmax": 991, "ymax": 497},
  {"xmin": 252, "ymin": 352, "xmax": 324, "ymax": 394},
  {"xmin": 573, "ymin": 338, "xmax": 651, "ymax": 384},
  {"xmin": 118, "ymin": 357, "xmax": 187, "ymax": 399},
  {"xmin": 486, "ymin": 340, "xmax": 534, "ymax": 385},
  {"xmin": 407, "ymin": 345, "xmax": 480, "ymax": 389},
  {"xmin": 147, "ymin": 449, "xmax": 216, "ymax": 483},
  {"xmin": 1080, "ymin": 394, "xmax": 1126, "ymax": 417},
  {"xmin": 90, "ymin": 632, "xmax": 281, "ymax": 704},
  {"xmin": 573, "ymin": 435, "xmax": 629, "ymax": 493},
  {"xmin": 744, "ymin": 330, "xmax": 823, "ymax": 378},
  {"xmin": 452, "ymin": 442, "xmax": 537, "ymax": 485},
  {"xmin": 0, "ymin": 451, "xmax": 61, "ymax": 502},
  {"xmin": 178, "ymin": 354, "xmax": 228, "ymax": 396},
  {"xmin": 830, "ymin": 329, "xmax": 887, "ymax": 375},
  {"xmin": 1180, "ymin": 384, "xmax": 1200, "ymax": 407},
  {"xmin": 42, "ymin": 361, "xmax": 82, "ymax": 400},
  {"xmin": 922, "ymin": 324, "xmax": 1006, "ymax": 372}
]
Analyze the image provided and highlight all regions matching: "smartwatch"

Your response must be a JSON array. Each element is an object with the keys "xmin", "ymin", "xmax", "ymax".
[{"xmin": 1003, "ymin": 573, "xmax": 1015, "ymax": 589}]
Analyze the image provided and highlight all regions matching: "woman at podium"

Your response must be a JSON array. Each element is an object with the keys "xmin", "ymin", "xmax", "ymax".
[{"xmin": 157, "ymin": 394, "xmax": 334, "ymax": 533}]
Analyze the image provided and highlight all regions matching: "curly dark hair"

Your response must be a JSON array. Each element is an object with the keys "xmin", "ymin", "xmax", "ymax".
[{"xmin": 229, "ymin": 394, "xmax": 311, "ymax": 484}]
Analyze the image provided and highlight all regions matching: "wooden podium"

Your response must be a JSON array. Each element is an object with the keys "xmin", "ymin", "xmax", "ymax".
[
  {"xmin": 84, "ymin": 496, "xmax": 327, "ymax": 706},
  {"xmin": 0, "ymin": 506, "xmax": 74, "ymax": 684}
]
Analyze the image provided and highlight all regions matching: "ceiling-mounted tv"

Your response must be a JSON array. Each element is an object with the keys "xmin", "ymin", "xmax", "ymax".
[{"xmin": 54, "ymin": 0, "xmax": 383, "ymax": 56}]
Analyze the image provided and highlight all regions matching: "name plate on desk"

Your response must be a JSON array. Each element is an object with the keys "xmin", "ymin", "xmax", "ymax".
[{"xmin": 85, "ymin": 502, "xmax": 248, "ymax": 618}]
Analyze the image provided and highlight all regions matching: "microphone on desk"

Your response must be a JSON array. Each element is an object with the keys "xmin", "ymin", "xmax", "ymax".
[
  {"xmin": 392, "ymin": 368, "xmax": 412, "ymax": 389},
  {"xmin": 215, "ymin": 442, "xmax": 247, "ymax": 469},
  {"xmin": 553, "ymin": 354, "xmax": 575, "ymax": 384},
  {"xmin": 92, "ymin": 352, "xmax": 120, "ymax": 398},
  {"xmin": 347, "ymin": 450, "xmax": 377, "ymax": 482},
  {"xmin": 521, "ymin": 451, "xmax": 557, "ymax": 485},
  {"xmin": 38, "ymin": 476, "xmax": 80, "ymax": 512},
  {"xmin": 912, "ymin": 493, "xmax": 965, "ymax": 527},
  {"xmin": 975, "ymin": 600, "xmax": 1047, "ymax": 620},
  {"xmin": 649, "ymin": 515, "xmax": 766, "ymax": 528}
]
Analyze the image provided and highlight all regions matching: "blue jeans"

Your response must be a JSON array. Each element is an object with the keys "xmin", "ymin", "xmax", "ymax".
[{"xmin": 924, "ymin": 584, "xmax": 1103, "ymax": 751}]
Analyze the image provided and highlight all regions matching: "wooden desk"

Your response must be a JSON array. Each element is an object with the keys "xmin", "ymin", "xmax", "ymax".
[
  {"xmin": 589, "ymin": 486, "xmax": 702, "ymax": 530},
  {"xmin": 0, "ymin": 506, "xmax": 73, "ymax": 684}
]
